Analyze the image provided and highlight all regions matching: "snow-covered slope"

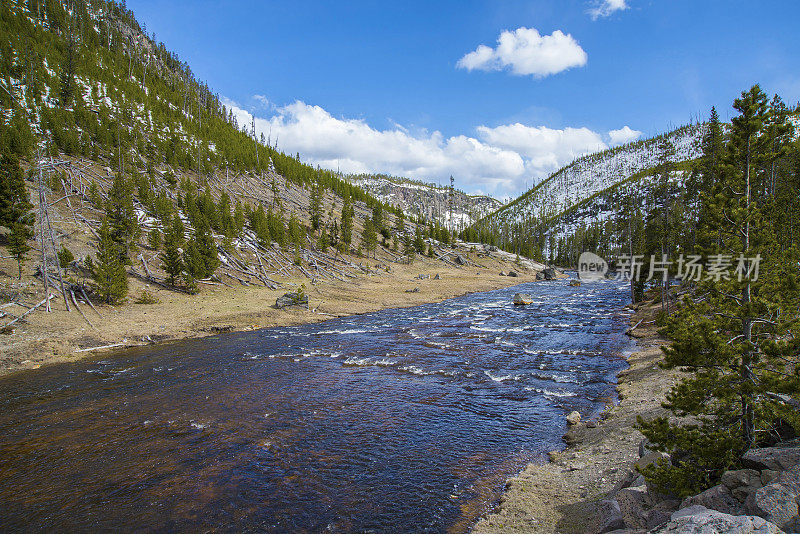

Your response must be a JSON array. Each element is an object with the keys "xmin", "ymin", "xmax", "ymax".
[
  {"xmin": 348, "ymin": 175, "xmax": 502, "ymax": 230},
  {"xmin": 484, "ymin": 124, "xmax": 704, "ymax": 227}
]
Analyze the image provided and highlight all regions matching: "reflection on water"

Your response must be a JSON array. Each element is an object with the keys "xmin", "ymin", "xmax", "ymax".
[{"xmin": 0, "ymin": 278, "xmax": 633, "ymax": 532}]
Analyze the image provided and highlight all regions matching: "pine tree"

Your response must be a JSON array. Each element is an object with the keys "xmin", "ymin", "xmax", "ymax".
[
  {"xmin": 160, "ymin": 215, "xmax": 185, "ymax": 286},
  {"xmin": 329, "ymin": 219, "xmax": 339, "ymax": 249},
  {"xmin": 267, "ymin": 207, "xmax": 285, "ymax": 247},
  {"xmin": 403, "ymin": 231, "xmax": 415, "ymax": 262},
  {"xmin": 233, "ymin": 200, "xmax": 245, "ymax": 237},
  {"xmin": 59, "ymin": 28, "xmax": 76, "ymax": 107},
  {"xmin": 105, "ymin": 172, "xmax": 140, "ymax": 264},
  {"xmin": 57, "ymin": 245, "xmax": 74, "ymax": 269},
  {"xmin": 413, "ymin": 225, "xmax": 426, "ymax": 254},
  {"xmin": 1, "ymin": 143, "xmax": 35, "ymax": 281},
  {"xmin": 183, "ymin": 216, "xmax": 219, "ymax": 280},
  {"xmin": 395, "ymin": 211, "xmax": 406, "ymax": 237},
  {"xmin": 0, "ymin": 152, "xmax": 33, "ymax": 230},
  {"xmin": 646, "ymin": 138, "xmax": 677, "ymax": 312},
  {"xmin": 341, "ymin": 193, "xmax": 353, "ymax": 252},
  {"xmin": 362, "ymin": 217, "xmax": 377, "ymax": 258},
  {"xmin": 310, "ymin": 184, "xmax": 322, "ymax": 231},
  {"xmin": 695, "ymin": 106, "xmax": 726, "ymax": 252},
  {"xmin": 148, "ymin": 227, "xmax": 162, "ymax": 250},
  {"xmin": 89, "ymin": 220, "xmax": 128, "ymax": 304},
  {"xmin": 270, "ymin": 177, "xmax": 281, "ymax": 210},
  {"xmin": 372, "ymin": 204, "xmax": 383, "ymax": 233},
  {"xmin": 636, "ymin": 85, "xmax": 800, "ymax": 497},
  {"xmin": 8, "ymin": 221, "xmax": 32, "ymax": 279},
  {"xmin": 287, "ymin": 212, "xmax": 303, "ymax": 247},
  {"xmin": 317, "ymin": 228, "xmax": 329, "ymax": 251}
]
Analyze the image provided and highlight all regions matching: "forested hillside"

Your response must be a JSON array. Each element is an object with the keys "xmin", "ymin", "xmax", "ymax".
[
  {"xmin": 0, "ymin": 0, "xmax": 463, "ymax": 307},
  {"xmin": 475, "ymin": 84, "xmax": 800, "ymax": 500},
  {"xmin": 462, "ymin": 108, "xmax": 798, "ymax": 267}
]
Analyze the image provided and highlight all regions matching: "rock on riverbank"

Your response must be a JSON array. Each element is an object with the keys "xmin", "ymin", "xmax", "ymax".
[
  {"xmin": 472, "ymin": 302, "xmax": 800, "ymax": 534},
  {"xmin": 590, "ymin": 440, "xmax": 799, "ymax": 533}
]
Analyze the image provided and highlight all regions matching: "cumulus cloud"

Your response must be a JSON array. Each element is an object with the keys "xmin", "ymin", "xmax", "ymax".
[
  {"xmin": 588, "ymin": 0, "xmax": 628, "ymax": 20},
  {"xmin": 607, "ymin": 125, "xmax": 642, "ymax": 145},
  {"xmin": 224, "ymin": 99, "xmax": 524, "ymax": 194},
  {"xmin": 223, "ymin": 97, "xmax": 634, "ymax": 197},
  {"xmin": 457, "ymin": 27, "xmax": 587, "ymax": 78},
  {"xmin": 476, "ymin": 123, "xmax": 606, "ymax": 176}
]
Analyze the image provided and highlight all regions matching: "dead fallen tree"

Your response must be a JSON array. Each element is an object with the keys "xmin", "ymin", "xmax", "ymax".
[{"xmin": 1, "ymin": 295, "xmax": 56, "ymax": 329}]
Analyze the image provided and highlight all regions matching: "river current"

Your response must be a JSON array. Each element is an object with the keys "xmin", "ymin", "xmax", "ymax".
[{"xmin": 0, "ymin": 277, "xmax": 633, "ymax": 532}]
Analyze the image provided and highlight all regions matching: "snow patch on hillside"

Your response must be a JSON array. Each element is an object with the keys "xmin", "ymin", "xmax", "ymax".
[
  {"xmin": 348, "ymin": 175, "xmax": 502, "ymax": 230},
  {"xmin": 489, "ymin": 124, "xmax": 704, "ymax": 226}
]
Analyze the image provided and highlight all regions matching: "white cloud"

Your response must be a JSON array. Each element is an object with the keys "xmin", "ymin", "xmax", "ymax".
[
  {"xmin": 476, "ymin": 123, "xmax": 606, "ymax": 176},
  {"xmin": 223, "ymin": 97, "xmax": 634, "ymax": 197},
  {"xmin": 607, "ymin": 125, "xmax": 642, "ymax": 145},
  {"xmin": 252, "ymin": 94, "xmax": 273, "ymax": 110},
  {"xmin": 457, "ymin": 27, "xmax": 587, "ymax": 78},
  {"xmin": 588, "ymin": 0, "xmax": 628, "ymax": 20},
  {"xmin": 224, "ymin": 99, "xmax": 524, "ymax": 195}
]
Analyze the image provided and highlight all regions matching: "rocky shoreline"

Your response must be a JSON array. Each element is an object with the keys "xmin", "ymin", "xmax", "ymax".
[
  {"xmin": 472, "ymin": 302, "xmax": 800, "ymax": 534},
  {"xmin": 471, "ymin": 302, "xmax": 677, "ymax": 533}
]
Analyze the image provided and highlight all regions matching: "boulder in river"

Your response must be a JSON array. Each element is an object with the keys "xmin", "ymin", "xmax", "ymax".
[
  {"xmin": 276, "ymin": 291, "xmax": 309, "ymax": 309},
  {"xmin": 543, "ymin": 267, "xmax": 557, "ymax": 280},
  {"xmin": 566, "ymin": 411, "xmax": 581, "ymax": 425},
  {"xmin": 513, "ymin": 293, "xmax": 533, "ymax": 305}
]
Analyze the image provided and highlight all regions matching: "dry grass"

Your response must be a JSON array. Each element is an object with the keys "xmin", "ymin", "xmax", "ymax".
[{"xmin": 0, "ymin": 247, "xmax": 534, "ymax": 376}]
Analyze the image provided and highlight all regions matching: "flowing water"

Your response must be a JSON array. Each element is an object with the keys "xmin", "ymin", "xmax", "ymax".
[{"xmin": 0, "ymin": 278, "xmax": 634, "ymax": 532}]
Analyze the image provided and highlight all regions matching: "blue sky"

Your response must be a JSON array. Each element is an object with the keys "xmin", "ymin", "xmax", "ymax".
[{"xmin": 127, "ymin": 0, "xmax": 800, "ymax": 197}]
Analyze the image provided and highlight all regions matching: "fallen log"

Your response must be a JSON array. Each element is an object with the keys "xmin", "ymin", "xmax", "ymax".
[
  {"xmin": 79, "ymin": 286, "xmax": 102, "ymax": 318},
  {"xmin": 74, "ymin": 341, "xmax": 130, "ymax": 353},
  {"xmin": 70, "ymin": 289, "xmax": 97, "ymax": 331},
  {"xmin": 1, "ymin": 294, "xmax": 56, "ymax": 328}
]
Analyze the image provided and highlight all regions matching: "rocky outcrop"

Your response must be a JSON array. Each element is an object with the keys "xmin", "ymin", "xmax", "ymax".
[
  {"xmin": 681, "ymin": 483, "xmax": 745, "ymax": 516},
  {"xmin": 593, "ymin": 499, "xmax": 624, "ymax": 533},
  {"xmin": 275, "ymin": 291, "xmax": 309, "ymax": 309},
  {"xmin": 652, "ymin": 507, "xmax": 785, "ymax": 533},
  {"xmin": 534, "ymin": 267, "xmax": 561, "ymax": 280},
  {"xmin": 600, "ymin": 442, "xmax": 799, "ymax": 533},
  {"xmin": 747, "ymin": 481, "xmax": 798, "ymax": 531},
  {"xmin": 743, "ymin": 446, "xmax": 800, "ymax": 472},
  {"xmin": 347, "ymin": 175, "xmax": 500, "ymax": 228}
]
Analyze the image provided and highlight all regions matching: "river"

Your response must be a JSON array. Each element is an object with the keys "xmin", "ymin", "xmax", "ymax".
[{"xmin": 0, "ymin": 277, "xmax": 634, "ymax": 532}]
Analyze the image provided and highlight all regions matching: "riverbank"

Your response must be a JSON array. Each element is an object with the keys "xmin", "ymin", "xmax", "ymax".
[
  {"xmin": 472, "ymin": 300, "xmax": 682, "ymax": 534},
  {"xmin": 0, "ymin": 250, "xmax": 536, "ymax": 377}
]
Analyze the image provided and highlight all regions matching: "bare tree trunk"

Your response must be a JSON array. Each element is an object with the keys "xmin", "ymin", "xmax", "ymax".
[{"xmin": 742, "ymin": 135, "xmax": 755, "ymax": 450}]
